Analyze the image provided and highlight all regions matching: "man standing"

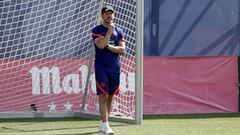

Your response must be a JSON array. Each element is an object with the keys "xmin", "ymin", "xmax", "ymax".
[{"xmin": 91, "ymin": 6, "xmax": 125, "ymax": 134}]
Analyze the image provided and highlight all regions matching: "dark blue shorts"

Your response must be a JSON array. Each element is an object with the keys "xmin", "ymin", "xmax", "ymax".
[{"xmin": 95, "ymin": 70, "xmax": 120, "ymax": 95}]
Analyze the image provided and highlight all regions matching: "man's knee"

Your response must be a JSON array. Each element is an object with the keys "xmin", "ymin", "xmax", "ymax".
[
  {"xmin": 108, "ymin": 94, "xmax": 114, "ymax": 101},
  {"xmin": 99, "ymin": 94, "xmax": 109, "ymax": 103}
]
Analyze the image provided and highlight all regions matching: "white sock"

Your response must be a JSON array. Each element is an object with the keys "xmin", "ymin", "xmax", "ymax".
[{"xmin": 102, "ymin": 122, "xmax": 109, "ymax": 127}]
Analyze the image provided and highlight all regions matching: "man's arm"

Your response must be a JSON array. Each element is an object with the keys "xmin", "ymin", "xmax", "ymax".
[
  {"xmin": 106, "ymin": 40, "xmax": 125, "ymax": 55},
  {"xmin": 94, "ymin": 24, "xmax": 114, "ymax": 49}
]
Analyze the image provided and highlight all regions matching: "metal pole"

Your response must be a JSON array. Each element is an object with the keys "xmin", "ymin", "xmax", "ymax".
[{"xmin": 135, "ymin": 0, "xmax": 143, "ymax": 125}]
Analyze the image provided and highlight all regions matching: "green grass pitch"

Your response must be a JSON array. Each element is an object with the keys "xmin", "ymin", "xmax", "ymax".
[{"xmin": 0, "ymin": 113, "xmax": 240, "ymax": 135}]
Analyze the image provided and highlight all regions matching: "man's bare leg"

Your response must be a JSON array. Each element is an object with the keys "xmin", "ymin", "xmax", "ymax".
[
  {"xmin": 99, "ymin": 94, "xmax": 114, "ymax": 134},
  {"xmin": 99, "ymin": 94, "xmax": 109, "ymax": 122},
  {"xmin": 107, "ymin": 94, "xmax": 114, "ymax": 116}
]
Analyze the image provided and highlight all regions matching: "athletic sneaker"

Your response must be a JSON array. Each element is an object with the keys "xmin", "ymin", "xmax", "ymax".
[
  {"xmin": 99, "ymin": 124, "xmax": 114, "ymax": 134},
  {"xmin": 98, "ymin": 124, "xmax": 104, "ymax": 132},
  {"xmin": 102, "ymin": 126, "xmax": 114, "ymax": 134}
]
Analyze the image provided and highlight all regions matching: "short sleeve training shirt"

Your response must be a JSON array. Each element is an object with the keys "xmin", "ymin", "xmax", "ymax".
[{"xmin": 92, "ymin": 24, "xmax": 124, "ymax": 73}]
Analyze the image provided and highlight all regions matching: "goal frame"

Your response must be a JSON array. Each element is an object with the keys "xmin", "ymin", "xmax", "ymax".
[{"xmin": 76, "ymin": 0, "xmax": 143, "ymax": 125}]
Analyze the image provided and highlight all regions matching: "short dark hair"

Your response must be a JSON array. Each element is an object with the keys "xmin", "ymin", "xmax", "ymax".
[{"xmin": 101, "ymin": 6, "xmax": 115, "ymax": 15}]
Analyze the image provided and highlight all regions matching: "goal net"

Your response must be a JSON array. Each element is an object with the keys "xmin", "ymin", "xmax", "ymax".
[{"xmin": 0, "ymin": 0, "xmax": 142, "ymax": 123}]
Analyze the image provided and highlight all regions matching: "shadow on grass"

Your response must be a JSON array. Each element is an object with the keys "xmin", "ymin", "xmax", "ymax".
[
  {"xmin": 0, "ymin": 118, "xmax": 90, "ymax": 123},
  {"xmin": 54, "ymin": 131, "xmax": 103, "ymax": 135},
  {"xmin": 0, "ymin": 123, "xmax": 126, "ymax": 134},
  {"xmin": 0, "ymin": 118, "xmax": 97, "ymax": 131},
  {"xmin": 144, "ymin": 113, "xmax": 240, "ymax": 119}
]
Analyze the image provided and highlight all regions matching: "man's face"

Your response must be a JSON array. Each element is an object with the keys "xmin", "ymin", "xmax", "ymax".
[{"xmin": 102, "ymin": 11, "xmax": 114, "ymax": 23}]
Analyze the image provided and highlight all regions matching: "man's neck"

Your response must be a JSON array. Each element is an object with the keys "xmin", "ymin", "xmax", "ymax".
[{"xmin": 102, "ymin": 22, "xmax": 110, "ymax": 28}]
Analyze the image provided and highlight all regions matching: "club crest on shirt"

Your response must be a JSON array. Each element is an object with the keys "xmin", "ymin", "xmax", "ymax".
[
  {"xmin": 108, "ymin": 40, "xmax": 115, "ymax": 46},
  {"xmin": 100, "ymin": 82, "xmax": 106, "ymax": 88}
]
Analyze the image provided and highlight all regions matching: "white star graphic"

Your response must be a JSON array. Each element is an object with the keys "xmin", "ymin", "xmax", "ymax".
[
  {"xmin": 64, "ymin": 101, "xmax": 73, "ymax": 111},
  {"xmin": 48, "ymin": 102, "xmax": 56, "ymax": 112}
]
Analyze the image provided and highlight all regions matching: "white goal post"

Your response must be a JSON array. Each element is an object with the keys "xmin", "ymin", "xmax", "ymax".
[{"xmin": 0, "ymin": 0, "xmax": 143, "ymax": 124}]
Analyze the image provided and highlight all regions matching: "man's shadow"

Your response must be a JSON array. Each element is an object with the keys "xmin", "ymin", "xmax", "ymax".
[{"xmin": 54, "ymin": 124, "xmax": 127, "ymax": 135}]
